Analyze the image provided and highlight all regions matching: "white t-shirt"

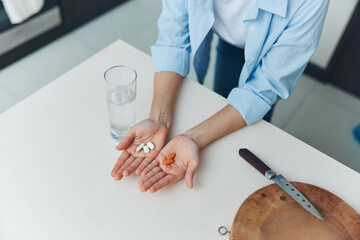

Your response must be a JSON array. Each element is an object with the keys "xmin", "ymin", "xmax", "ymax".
[{"xmin": 212, "ymin": 0, "xmax": 256, "ymax": 49}]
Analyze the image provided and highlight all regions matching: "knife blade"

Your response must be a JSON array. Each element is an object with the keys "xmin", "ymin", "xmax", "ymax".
[{"xmin": 239, "ymin": 148, "xmax": 323, "ymax": 220}]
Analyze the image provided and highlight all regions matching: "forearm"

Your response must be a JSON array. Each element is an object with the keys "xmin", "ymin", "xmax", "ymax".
[
  {"xmin": 149, "ymin": 71, "xmax": 183, "ymax": 128},
  {"xmin": 183, "ymin": 104, "xmax": 247, "ymax": 148}
]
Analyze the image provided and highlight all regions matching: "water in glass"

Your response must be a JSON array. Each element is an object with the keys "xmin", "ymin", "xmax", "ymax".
[{"xmin": 106, "ymin": 86, "xmax": 136, "ymax": 140}]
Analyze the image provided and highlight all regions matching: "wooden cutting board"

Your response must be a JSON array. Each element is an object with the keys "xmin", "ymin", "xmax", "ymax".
[{"xmin": 230, "ymin": 182, "xmax": 360, "ymax": 240}]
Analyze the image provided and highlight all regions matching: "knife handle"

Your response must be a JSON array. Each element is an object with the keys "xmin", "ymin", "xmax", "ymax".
[{"xmin": 239, "ymin": 149, "xmax": 276, "ymax": 179}]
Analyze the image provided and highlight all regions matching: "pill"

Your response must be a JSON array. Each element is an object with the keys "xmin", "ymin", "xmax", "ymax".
[
  {"xmin": 136, "ymin": 143, "xmax": 144, "ymax": 152},
  {"xmin": 163, "ymin": 159, "xmax": 174, "ymax": 165},
  {"xmin": 143, "ymin": 145, "xmax": 150, "ymax": 153},
  {"xmin": 147, "ymin": 141, "xmax": 155, "ymax": 150},
  {"xmin": 166, "ymin": 153, "xmax": 176, "ymax": 159}
]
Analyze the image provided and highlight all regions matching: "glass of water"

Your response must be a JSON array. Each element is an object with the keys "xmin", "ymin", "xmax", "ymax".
[{"xmin": 104, "ymin": 65, "xmax": 137, "ymax": 141}]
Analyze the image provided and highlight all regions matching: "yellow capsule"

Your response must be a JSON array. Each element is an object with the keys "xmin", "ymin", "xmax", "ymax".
[
  {"xmin": 163, "ymin": 159, "xmax": 174, "ymax": 165},
  {"xmin": 166, "ymin": 153, "xmax": 176, "ymax": 160}
]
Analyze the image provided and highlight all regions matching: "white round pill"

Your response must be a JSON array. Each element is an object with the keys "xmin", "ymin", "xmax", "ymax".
[
  {"xmin": 143, "ymin": 145, "xmax": 150, "ymax": 153},
  {"xmin": 147, "ymin": 141, "xmax": 155, "ymax": 150},
  {"xmin": 136, "ymin": 143, "xmax": 144, "ymax": 152}
]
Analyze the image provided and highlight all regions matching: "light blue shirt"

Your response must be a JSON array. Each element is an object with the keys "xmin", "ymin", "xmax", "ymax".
[{"xmin": 151, "ymin": 0, "xmax": 329, "ymax": 124}]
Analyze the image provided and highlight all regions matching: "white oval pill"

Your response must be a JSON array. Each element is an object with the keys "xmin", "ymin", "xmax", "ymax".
[
  {"xmin": 136, "ymin": 143, "xmax": 144, "ymax": 152},
  {"xmin": 143, "ymin": 145, "xmax": 150, "ymax": 153},
  {"xmin": 147, "ymin": 141, "xmax": 155, "ymax": 150}
]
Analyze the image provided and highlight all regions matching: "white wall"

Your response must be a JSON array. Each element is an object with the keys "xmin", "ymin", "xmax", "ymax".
[{"xmin": 311, "ymin": 0, "xmax": 358, "ymax": 68}]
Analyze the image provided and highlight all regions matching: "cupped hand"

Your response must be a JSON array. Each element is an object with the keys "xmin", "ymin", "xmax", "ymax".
[
  {"xmin": 111, "ymin": 119, "xmax": 169, "ymax": 180},
  {"xmin": 138, "ymin": 134, "xmax": 200, "ymax": 193}
]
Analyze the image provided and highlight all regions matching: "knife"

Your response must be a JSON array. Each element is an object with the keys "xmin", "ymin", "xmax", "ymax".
[{"xmin": 239, "ymin": 148, "xmax": 323, "ymax": 220}]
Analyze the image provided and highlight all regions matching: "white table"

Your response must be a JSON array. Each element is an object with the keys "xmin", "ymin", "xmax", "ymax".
[{"xmin": 1, "ymin": 40, "xmax": 359, "ymax": 240}]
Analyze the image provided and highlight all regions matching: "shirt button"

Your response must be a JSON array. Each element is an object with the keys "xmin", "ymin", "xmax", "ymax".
[
  {"xmin": 249, "ymin": 25, "xmax": 255, "ymax": 31},
  {"xmin": 250, "ymin": 57, "xmax": 256, "ymax": 61}
]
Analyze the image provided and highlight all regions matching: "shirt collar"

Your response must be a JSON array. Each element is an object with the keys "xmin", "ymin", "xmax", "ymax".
[{"xmin": 246, "ymin": 0, "xmax": 288, "ymax": 20}]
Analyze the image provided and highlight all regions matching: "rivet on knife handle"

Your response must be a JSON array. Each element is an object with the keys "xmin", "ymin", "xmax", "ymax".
[{"xmin": 239, "ymin": 149, "xmax": 276, "ymax": 179}]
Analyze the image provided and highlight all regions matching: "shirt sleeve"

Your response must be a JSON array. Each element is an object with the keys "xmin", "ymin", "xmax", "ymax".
[
  {"xmin": 151, "ymin": 0, "xmax": 191, "ymax": 77},
  {"xmin": 227, "ymin": 0, "xmax": 329, "ymax": 125}
]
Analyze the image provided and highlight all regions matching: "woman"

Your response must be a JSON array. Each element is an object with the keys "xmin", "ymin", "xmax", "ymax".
[{"xmin": 111, "ymin": 0, "xmax": 329, "ymax": 193}]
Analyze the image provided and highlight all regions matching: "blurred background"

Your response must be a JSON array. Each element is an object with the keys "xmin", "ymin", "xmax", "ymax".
[{"xmin": 0, "ymin": 0, "xmax": 359, "ymax": 172}]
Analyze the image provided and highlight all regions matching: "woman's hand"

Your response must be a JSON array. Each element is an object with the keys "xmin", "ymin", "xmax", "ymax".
[
  {"xmin": 136, "ymin": 105, "xmax": 246, "ymax": 193},
  {"xmin": 138, "ymin": 134, "xmax": 200, "ymax": 193},
  {"xmin": 111, "ymin": 119, "xmax": 169, "ymax": 180}
]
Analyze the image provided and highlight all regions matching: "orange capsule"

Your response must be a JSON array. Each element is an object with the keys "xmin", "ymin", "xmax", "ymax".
[
  {"xmin": 163, "ymin": 159, "xmax": 174, "ymax": 165},
  {"xmin": 167, "ymin": 153, "xmax": 176, "ymax": 160}
]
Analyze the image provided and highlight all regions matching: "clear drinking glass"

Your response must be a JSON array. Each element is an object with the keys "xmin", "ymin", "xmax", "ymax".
[{"xmin": 104, "ymin": 66, "xmax": 137, "ymax": 141}]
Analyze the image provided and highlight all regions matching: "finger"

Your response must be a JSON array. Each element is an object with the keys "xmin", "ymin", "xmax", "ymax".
[
  {"xmin": 140, "ymin": 158, "xmax": 160, "ymax": 176},
  {"xmin": 135, "ymin": 156, "xmax": 155, "ymax": 175},
  {"xmin": 123, "ymin": 156, "xmax": 144, "ymax": 177},
  {"xmin": 149, "ymin": 174, "xmax": 178, "ymax": 193},
  {"xmin": 185, "ymin": 162, "xmax": 199, "ymax": 189},
  {"xmin": 114, "ymin": 155, "xmax": 135, "ymax": 179},
  {"xmin": 111, "ymin": 151, "xmax": 131, "ymax": 178},
  {"xmin": 115, "ymin": 130, "xmax": 135, "ymax": 151},
  {"xmin": 138, "ymin": 166, "xmax": 162, "ymax": 186},
  {"xmin": 139, "ymin": 171, "xmax": 167, "ymax": 192}
]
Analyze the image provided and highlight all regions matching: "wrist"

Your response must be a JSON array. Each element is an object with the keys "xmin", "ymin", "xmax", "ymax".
[
  {"xmin": 183, "ymin": 128, "xmax": 204, "ymax": 149},
  {"xmin": 149, "ymin": 107, "xmax": 172, "ymax": 129}
]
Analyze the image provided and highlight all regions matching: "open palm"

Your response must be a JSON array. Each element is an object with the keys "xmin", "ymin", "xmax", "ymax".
[
  {"xmin": 111, "ymin": 119, "xmax": 169, "ymax": 180},
  {"xmin": 138, "ymin": 134, "xmax": 200, "ymax": 193}
]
